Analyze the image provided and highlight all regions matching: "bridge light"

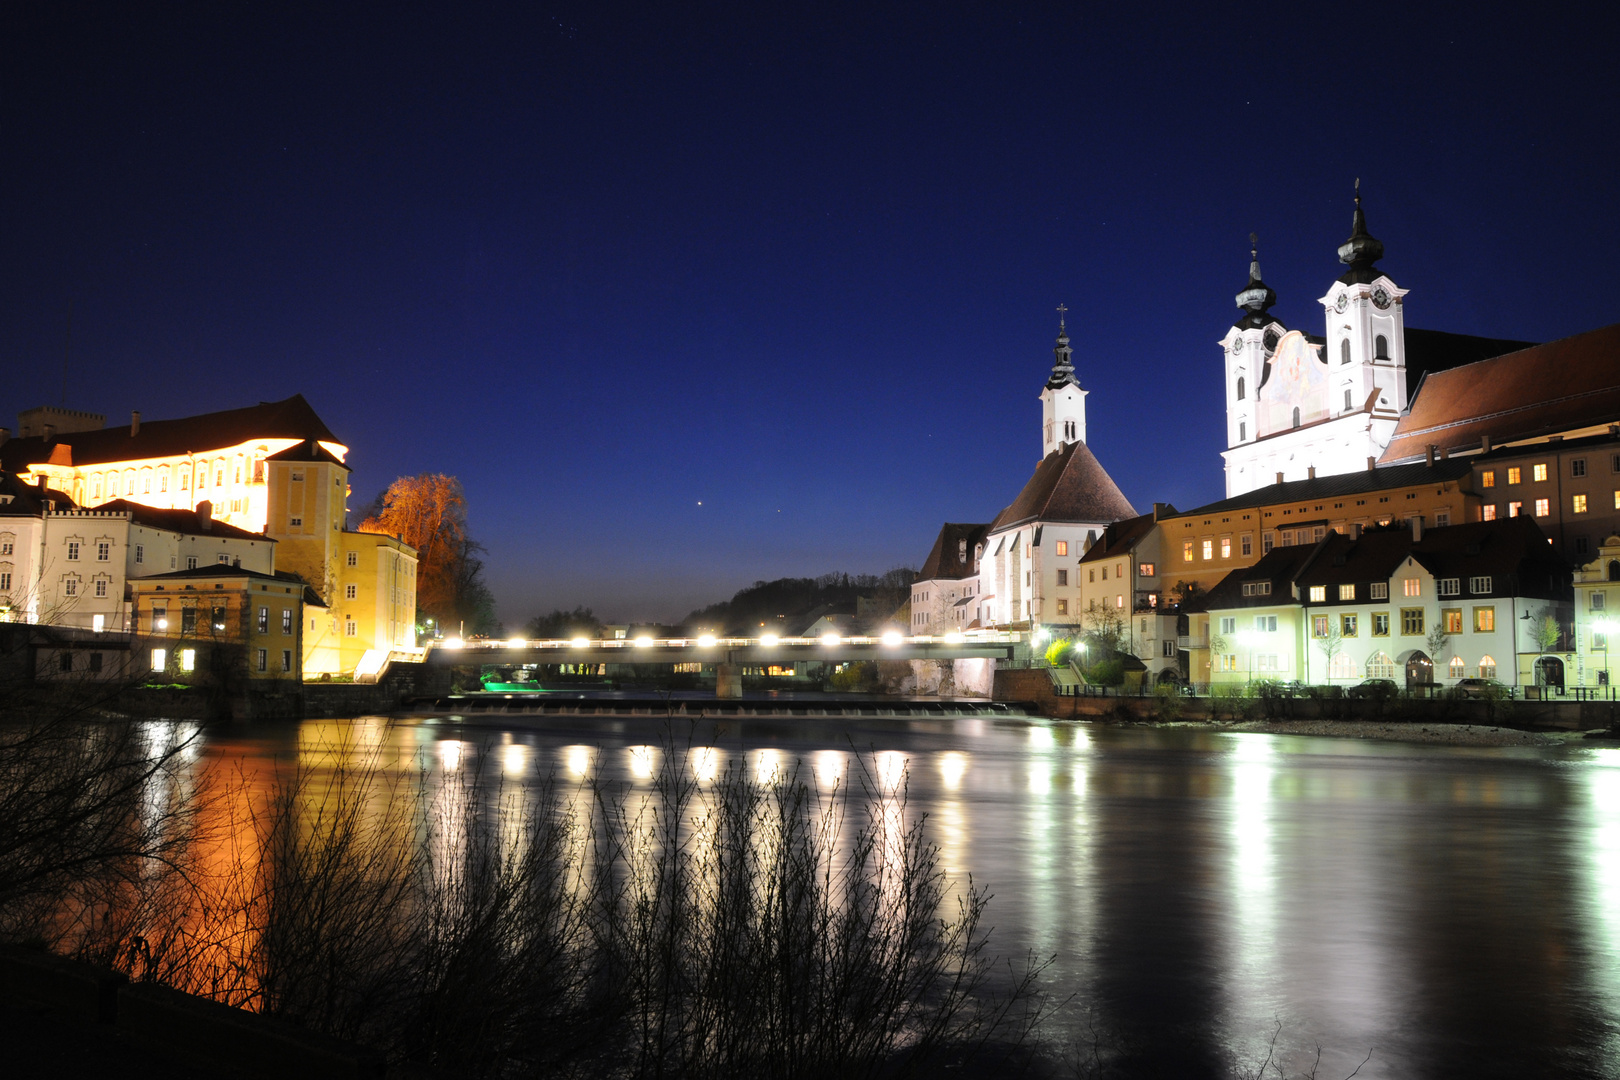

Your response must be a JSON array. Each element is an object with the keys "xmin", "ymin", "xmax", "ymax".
[
  {"xmin": 507, "ymin": 637, "xmax": 525, "ymax": 648},
  {"xmin": 444, "ymin": 637, "xmax": 465, "ymax": 649},
  {"xmin": 633, "ymin": 635, "xmax": 655, "ymax": 647},
  {"xmin": 880, "ymin": 631, "xmax": 902, "ymax": 646},
  {"xmin": 570, "ymin": 637, "xmax": 589, "ymax": 647},
  {"xmin": 820, "ymin": 632, "xmax": 842, "ymax": 647},
  {"xmin": 760, "ymin": 634, "xmax": 780, "ymax": 647},
  {"xmin": 944, "ymin": 631, "xmax": 965, "ymax": 643},
  {"xmin": 697, "ymin": 634, "xmax": 718, "ymax": 647}
]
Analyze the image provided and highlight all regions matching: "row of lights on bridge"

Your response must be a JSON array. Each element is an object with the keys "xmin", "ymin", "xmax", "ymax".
[{"xmin": 438, "ymin": 629, "xmax": 973, "ymax": 651}]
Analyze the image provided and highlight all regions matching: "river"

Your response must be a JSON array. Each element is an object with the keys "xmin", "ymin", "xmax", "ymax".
[{"xmin": 195, "ymin": 710, "xmax": 1620, "ymax": 1079}]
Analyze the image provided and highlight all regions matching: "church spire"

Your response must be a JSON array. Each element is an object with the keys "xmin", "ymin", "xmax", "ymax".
[
  {"xmin": 1045, "ymin": 304, "xmax": 1079, "ymax": 390},
  {"xmin": 1234, "ymin": 231, "xmax": 1278, "ymax": 328},
  {"xmin": 1336, "ymin": 178, "xmax": 1386, "ymax": 283}
]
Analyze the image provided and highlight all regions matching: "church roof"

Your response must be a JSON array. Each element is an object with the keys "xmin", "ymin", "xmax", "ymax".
[
  {"xmin": 0, "ymin": 395, "xmax": 343, "ymax": 471},
  {"xmin": 990, "ymin": 440, "xmax": 1137, "ymax": 533},
  {"xmin": 916, "ymin": 522, "xmax": 990, "ymax": 582},
  {"xmin": 1380, "ymin": 322, "xmax": 1620, "ymax": 464}
]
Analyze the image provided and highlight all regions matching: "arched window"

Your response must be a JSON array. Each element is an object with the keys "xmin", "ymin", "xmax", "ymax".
[
  {"xmin": 1608, "ymin": 560, "xmax": 1620, "ymax": 582},
  {"xmin": 140, "ymin": 467, "xmax": 152, "ymax": 494},
  {"xmin": 1344, "ymin": 388, "xmax": 1353, "ymax": 411},
  {"xmin": 1367, "ymin": 651, "xmax": 1395, "ymax": 679},
  {"xmin": 1340, "ymin": 339, "xmax": 1351, "ymax": 365},
  {"xmin": 1329, "ymin": 654, "xmax": 1359, "ymax": 681},
  {"xmin": 1479, "ymin": 656, "xmax": 1497, "ymax": 679},
  {"xmin": 1237, "ymin": 376, "xmax": 1245, "ymax": 400},
  {"xmin": 1448, "ymin": 656, "xmax": 1466, "ymax": 679},
  {"xmin": 1375, "ymin": 334, "xmax": 1389, "ymax": 359},
  {"xmin": 91, "ymin": 475, "xmax": 102, "ymax": 500},
  {"xmin": 1292, "ymin": 406, "xmax": 1301, "ymax": 429},
  {"xmin": 1239, "ymin": 422, "xmax": 1246, "ymax": 442},
  {"xmin": 179, "ymin": 464, "xmax": 191, "ymax": 491},
  {"xmin": 124, "ymin": 469, "xmax": 135, "ymax": 494}
]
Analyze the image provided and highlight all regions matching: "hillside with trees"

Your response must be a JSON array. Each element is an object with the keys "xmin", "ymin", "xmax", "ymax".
[{"xmin": 681, "ymin": 569, "xmax": 914, "ymax": 636}]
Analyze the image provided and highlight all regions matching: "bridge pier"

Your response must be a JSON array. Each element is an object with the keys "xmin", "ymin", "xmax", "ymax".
[{"xmin": 715, "ymin": 663, "xmax": 743, "ymax": 698}]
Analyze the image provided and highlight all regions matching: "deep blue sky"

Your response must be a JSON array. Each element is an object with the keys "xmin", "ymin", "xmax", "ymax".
[{"xmin": 4, "ymin": 3, "xmax": 1618, "ymax": 623}]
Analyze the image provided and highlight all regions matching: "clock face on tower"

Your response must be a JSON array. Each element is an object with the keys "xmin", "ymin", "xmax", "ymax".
[
  {"xmin": 1231, "ymin": 338, "xmax": 1243, "ymax": 355},
  {"xmin": 1334, "ymin": 292, "xmax": 1348, "ymax": 313},
  {"xmin": 1372, "ymin": 286, "xmax": 1392, "ymax": 310}
]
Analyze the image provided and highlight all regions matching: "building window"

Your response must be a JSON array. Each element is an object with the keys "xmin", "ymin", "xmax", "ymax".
[
  {"xmin": 345, "ymin": 584, "xmax": 358, "ymax": 600},
  {"xmin": 151, "ymin": 648, "xmax": 166, "ymax": 671},
  {"xmin": 1237, "ymin": 376, "xmax": 1245, "ymax": 400},
  {"xmin": 1254, "ymin": 615, "xmax": 1277, "ymax": 632},
  {"xmin": 1403, "ymin": 579, "xmax": 1421, "ymax": 597},
  {"xmin": 159, "ymin": 473, "xmax": 168, "ymax": 492},
  {"xmin": 64, "ymin": 578, "xmax": 78, "ymax": 597},
  {"xmin": 94, "ymin": 579, "xmax": 108, "ymax": 598},
  {"xmin": 1375, "ymin": 334, "xmax": 1389, "ymax": 359},
  {"xmin": 1370, "ymin": 583, "xmax": 1389, "ymax": 600},
  {"xmin": 346, "ymin": 620, "xmax": 358, "ymax": 637},
  {"xmin": 0, "ymin": 572, "xmax": 9, "ymax": 591},
  {"xmin": 1533, "ymin": 463, "xmax": 1549, "ymax": 482},
  {"xmin": 1482, "ymin": 504, "xmax": 1497, "ymax": 521},
  {"xmin": 134, "ymin": 544, "xmax": 144, "ymax": 564},
  {"xmin": 1508, "ymin": 467, "xmax": 1522, "ymax": 485},
  {"xmin": 1241, "ymin": 582, "xmax": 1271, "ymax": 597},
  {"xmin": 1574, "ymin": 493, "xmax": 1589, "ymax": 514},
  {"xmin": 1115, "ymin": 595, "xmax": 1124, "ymax": 609},
  {"xmin": 1312, "ymin": 615, "xmax": 1330, "ymax": 637},
  {"xmin": 256, "ymin": 648, "xmax": 268, "ymax": 673},
  {"xmin": 1402, "ymin": 608, "xmax": 1424, "ymax": 635},
  {"xmin": 1338, "ymin": 584, "xmax": 1355, "ymax": 601},
  {"xmin": 1239, "ymin": 422, "xmax": 1246, "ymax": 441},
  {"xmin": 282, "ymin": 649, "xmax": 293, "ymax": 672},
  {"xmin": 1202, "ymin": 539, "xmax": 1213, "ymax": 560},
  {"xmin": 1479, "ymin": 656, "xmax": 1497, "ymax": 679},
  {"xmin": 58, "ymin": 652, "xmax": 73, "ymax": 673},
  {"xmin": 1535, "ymin": 498, "xmax": 1550, "ymax": 517},
  {"xmin": 1449, "ymin": 656, "xmax": 1466, "ymax": 679},
  {"xmin": 212, "ymin": 607, "xmax": 226, "ymax": 631},
  {"xmin": 217, "ymin": 554, "xmax": 230, "ymax": 564},
  {"xmin": 1438, "ymin": 578, "xmax": 1460, "ymax": 597},
  {"xmin": 1219, "ymin": 616, "xmax": 1236, "ymax": 635},
  {"xmin": 1367, "ymin": 651, "xmax": 1395, "ymax": 678},
  {"xmin": 289, "ymin": 517, "xmax": 303, "ymax": 527},
  {"xmin": 1573, "ymin": 458, "xmax": 1588, "ymax": 478},
  {"xmin": 1344, "ymin": 388, "xmax": 1353, "ymax": 411},
  {"xmin": 96, "ymin": 541, "xmax": 110, "ymax": 561},
  {"xmin": 182, "ymin": 608, "xmax": 197, "ymax": 634},
  {"xmin": 1163, "ymin": 640, "xmax": 1177, "ymax": 658},
  {"xmin": 1182, "ymin": 541, "xmax": 1194, "ymax": 562},
  {"xmin": 1056, "ymin": 598, "xmax": 1068, "ymax": 615},
  {"xmin": 1056, "ymin": 569, "xmax": 1068, "ymax": 587},
  {"xmin": 282, "ymin": 609, "xmax": 294, "ymax": 633},
  {"xmin": 1220, "ymin": 537, "xmax": 1232, "ymax": 559},
  {"xmin": 1341, "ymin": 614, "xmax": 1358, "ymax": 636},
  {"xmin": 1240, "ymin": 535, "xmax": 1252, "ymax": 557},
  {"xmin": 66, "ymin": 541, "xmax": 80, "ymax": 561},
  {"xmin": 1340, "ymin": 339, "xmax": 1351, "ymax": 365},
  {"xmin": 187, "ymin": 556, "xmax": 198, "ymax": 570},
  {"xmin": 1309, "ymin": 586, "xmax": 1326, "ymax": 601},
  {"xmin": 1292, "ymin": 406, "xmax": 1301, "ymax": 429},
  {"xmin": 1481, "ymin": 471, "xmax": 1496, "ymax": 488},
  {"xmin": 1443, "ymin": 608, "xmax": 1463, "ymax": 634},
  {"xmin": 180, "ymin": 649, "xmax": 196, "ymax": 672},
  {"xmin": 1218, "ymin": 654, "xmax": 1238, "ymax": 672},
  {"xmin": 1139, "ymin": 562, "xmax": 1156, "ymax": 577},
  {"xmin": 1373, "ymin": 613, "xmax": 1391, "ymax": 636},
  {"xmin": 1508, "ymin": 502, "xmax": 1522, "ymax": 518},
  {"xmin": 1262, "ymin": 533, "xmax": 1274, "ymax": 554},
  {"xmin": 1436, "ymin": 510, "xmax": 1450, "ymax": 527},
  {"xmin": 347, "ymin": 551, "xmax": 359, "ymax": 567}
]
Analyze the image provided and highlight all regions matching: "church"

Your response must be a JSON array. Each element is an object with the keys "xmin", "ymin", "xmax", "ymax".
[{"xmin": 911, "ymin": 315, "xmax": 1137, "ymax": 632}]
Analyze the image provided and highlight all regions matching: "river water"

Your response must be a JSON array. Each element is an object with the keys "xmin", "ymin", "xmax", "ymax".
[{"xmin": 197, "ymin": 710, "xmax": 1620, "ymax": 1079}]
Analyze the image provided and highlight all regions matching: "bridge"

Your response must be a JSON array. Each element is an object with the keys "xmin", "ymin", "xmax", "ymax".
[{"xmin": 421, "ymin": 630, "xmax": 1031, "ymax": 697}]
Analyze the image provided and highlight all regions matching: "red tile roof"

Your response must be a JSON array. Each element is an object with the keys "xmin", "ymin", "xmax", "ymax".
[
  {"xmin": 1381, "ymin": 323, "xmax": 1620, "ymax": 464},
  {"xmin": 990, "ymin": 440, "xmax": 1137, "ymax": 532}
]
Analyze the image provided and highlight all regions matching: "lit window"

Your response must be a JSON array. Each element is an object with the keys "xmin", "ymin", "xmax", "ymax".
[
  {"xmin": 180, "ymin": 648, "xmax": 196, "ymax": 672},
  {"xmin": 1341, "ymin": 614, "xmax": 1357, "ymax": 636},
  {"xmin": 1367, "ymin": 651, "xmax": 1395, "ymax": 677},
  {"xmin": 1183, "ymin": 541, "xmax": 1194, "ymax": 562},
  {"xmin": 1312, "ymin": 615, "xmax": 1329, "ymax": 637},
  {"xmin": 1309, "ymin": 586, "xmax": 1326, "ymax": 602},
  {"xmin": 1056, "ymin": 598, "xmax": 1068, "ymax": 615},
  {"xmin": 1509, "ymin": 502, "xmax": 1522, "ymax": 517},
  {"xmin": 1338, "ymin": 584, "xmax": 1355, "ymax": 601},
  {"xmin": 1533, "ymin": 463, "xmax": 1548, "ymax": 482},
  {"xmin": 1055, "ymin": 540, "xmax": 1068, "ymax": 557},
  {"xmin": 282, "ymin": 609, "xmax": 293, "ymax": 633},
  {"xmin": 1401, "ymin": 608, "xmax": 1424, "ymax": 635},
  {"xmin": 1482, "ymin": 505, "xmax": 1496, "ymax": 521},
  {"xmin": 151, "ymin": 648, "xmax": 166, "ymax": 670},
  {"xmin": 345, "ymin": 584, "xmax": 358, "ymax": 600},
  {"xmin": 217, "ymin": 554, "xmax": 230, "ymax": 564},
  {"xmin": 1403, "ymin": 579, "xmax": 1420, "ymax": 597},
  {"xmin": 257, "ymin": 607, "xmax": 269, "ymax": 633},
  {"xmin": 1221, "ymin": 537, "xmax": 1231, "ymax": 558},
  {"xmin": 159, "ymin": 473, "xmax": 168, "ymax": 492},
  {"xmin": 1115, "ymin": 595, "xmax": 1124, "ymax": 609},
  {"xmin": 1448, "ymin": 656, "xmax": 1466, "ymax": 679},
  {"xmin": 1443, "ymin": 609, "xmax": 1463, "ymax": 634},
  {"xmin": 1479, "ymin": 656, "xmax": 1497, "ymax": 679},
  {"xmin": 1481, "ymin": 471, "xmax": 1495, "ymax": 488},
  {"xmin": 1574, "ymin": 494, "xmax": 1588, "ymax": 514},
  {"xmin": 1202, "ymin": 539, "xmax": 1213, "ymax": 560},
  {"xmin": 1535, "ymin": 498, "xmax": 1550, "ymax": 517},
  {"xmin": 1507, "ymin": 467, "xmax": 1522, "ymax": 485},
  {"xmin": 1138, "ymin": 562, "xmax": 1155, "ymax": 576}
]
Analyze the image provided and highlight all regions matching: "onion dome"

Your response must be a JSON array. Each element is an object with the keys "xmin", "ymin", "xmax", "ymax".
[
  {"xmin": 1234, "ymin": 232, "xmax": 1278, "ymax": 329},
  {"xmin": 1336, "ymin": 179, "xmax": 1386, "ymax": 284},
  {"xmin": 1046, "ymin": 305, "xmax": 1079, "ymax": 390}
]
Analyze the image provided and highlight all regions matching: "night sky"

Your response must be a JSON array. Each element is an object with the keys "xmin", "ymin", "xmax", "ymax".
[{"xmin": 4, "ymin": 4, "xmax": 1618, "ymax": 624}]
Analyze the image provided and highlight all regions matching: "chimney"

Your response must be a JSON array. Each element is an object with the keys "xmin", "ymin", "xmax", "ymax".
[
  {"xmin": 197, "ymin": 500, "xmax": 213, "ymax": 531},
  {"xmin": 1276, "ymin": 471, "xmax": 1285, "ymax": 485},
  {"xmin": 130, "ymin": 411, "xmax": 141, "ymax": 437},
  {"xmin": 1411, "ymin": 516, "xmax": 1424, "ymax": 542},
  {"xmin": 1439, "ymin": 446, "xmax": 1449, "ymax": 460},
  {"xmin": 1610, "ymin": 424, "xmax": 1619, "ymax": 438},
  {"xmin": 0, "ymin": 427, "xmax": 8, "ymax": 446},
  {"xmin": 1367, "ymin": 456, "xmax": 1377, "ymax": 472},
  {"xmin": 1425, "ymin": 444, "xmax": 1436, "ymax": 467},
  {"xmin": 1481, "ymin": 435, "xmax": 1492, "ymax": 453},
  {"xmin": 1308, "ymin": 465, "xmax": 1317, "ymax": 479}
]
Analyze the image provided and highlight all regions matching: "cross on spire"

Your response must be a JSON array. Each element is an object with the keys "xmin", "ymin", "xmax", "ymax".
[{"xmin": 1056, "ymin": 303, "xmax": 1068, "ymax": 331}]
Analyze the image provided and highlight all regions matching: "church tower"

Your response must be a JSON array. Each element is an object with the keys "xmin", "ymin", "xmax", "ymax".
[
  {"xmin": 1220, "ymin": 234, "xmax": 1284, "ymax": 454},
  {"xmin": 1040, "ymin": 307, "xmax": 1087, "ymax": 457},
  {"xmin": 1316, "ymin": 181, "xmax": 1410, "ymax": 415}
]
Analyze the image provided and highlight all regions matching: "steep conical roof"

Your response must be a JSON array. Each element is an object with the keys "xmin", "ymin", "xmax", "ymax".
[{"xmin": 990, "ymin": 440, "xmax": 1137, "ymax": 531}]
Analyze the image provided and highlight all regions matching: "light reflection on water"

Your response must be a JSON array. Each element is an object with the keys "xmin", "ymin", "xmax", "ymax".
[{"xmin": 192, "ymin": 715, "xmax": 1620, "ymax": 1078}]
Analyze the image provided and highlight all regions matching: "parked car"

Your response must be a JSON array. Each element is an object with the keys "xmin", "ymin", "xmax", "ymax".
[
  {"xmin": 1453, "ymin": 677, "xmax": 1507, "ymax": 699},
  {"xmin": 1348, "ymin": 678, "xmax": 1399, "ymax": 698}
]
